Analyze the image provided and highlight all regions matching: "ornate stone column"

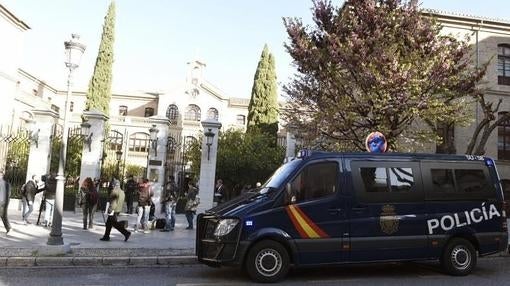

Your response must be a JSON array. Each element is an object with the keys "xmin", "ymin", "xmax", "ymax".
[
  {"xmin": 79, "ymin": 110, "xmax": 109, "ymax": 186},
  {"xmin": 25, "ymin": 109, "xmax": 59, "ymax": 211},
  {"xmin": 198, "ymin": 119, "xmax": 222, "ymax": 212}
]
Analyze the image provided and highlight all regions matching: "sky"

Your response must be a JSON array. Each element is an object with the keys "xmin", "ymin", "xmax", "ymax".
[{"xmin": 2, "ymin": 0, "xmax": 509, "ymax": 99}]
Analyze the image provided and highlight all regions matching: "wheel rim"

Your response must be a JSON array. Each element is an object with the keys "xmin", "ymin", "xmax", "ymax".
[
  {"xmin": 450, "ymin": 245, "xmax": 471, "ymax": 270},
  {"xmin": 255, "ymin": 248, "xmax": 282, "ymax": 277}
]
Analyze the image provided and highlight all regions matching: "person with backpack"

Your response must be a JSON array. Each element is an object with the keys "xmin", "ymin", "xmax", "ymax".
[
  {"xmin": 42, "ymin": 172, "xmax": 57, "ymax": 227},
  {"xmin": 125, "ymin": 175, "xmax": 138, "ymax": 214},
  {"xmin": 79, "ymin": 177, "xmax": 99, "ymax": 230},
  {"xmin": 136, "ymin": 178, "xmax": 153, "ymax": 233},
  {"xmin": 21, "ymin": 175, "xmax": 40, "ymax": 225},
  {"xmin": 161, "ymin": 176, "xmax": 178, "ymax": 232}
]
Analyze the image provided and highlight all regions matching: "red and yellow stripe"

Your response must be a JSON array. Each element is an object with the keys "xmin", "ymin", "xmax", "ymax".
[{"xmin": 285, "ymin": 205, "xmax": 329, "ymax": 239}]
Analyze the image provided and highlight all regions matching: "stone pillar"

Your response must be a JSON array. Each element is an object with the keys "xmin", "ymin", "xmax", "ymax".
[
  {"xmin": 147, "ymin": 116, "xmax": 171, "ymax": 215},
  {"xmin": 79, "ymin": 110, "xmax": 108, "ymax": 186},
  {"xmin": 26, "ymin": 109, "xmax": 59, "ymax": 211},
  {"xmin": 198, "ymin": 119, "xmax": 222, "ymax": 212},
  {"xmin": 26, "ymin": 109, "xmax": 59, "ymax": 180},
  {"xmin": 285, "ymin": 131, "xmax": 296, "ymax": 161}
]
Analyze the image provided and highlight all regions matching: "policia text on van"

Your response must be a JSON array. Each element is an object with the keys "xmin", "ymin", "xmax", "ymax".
[{"xmin": 196, "ymin": 151, "xmax": 508, "ymax": 283}]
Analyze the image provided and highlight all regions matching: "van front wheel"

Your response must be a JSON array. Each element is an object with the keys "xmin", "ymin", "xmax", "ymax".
[
  {"xmin": 441, "ymin": 238, "xmax": 477, "ymax": 276},
  {"xmin": 245, "ymin": 240, "xmax": 290, "ymax": 283}
]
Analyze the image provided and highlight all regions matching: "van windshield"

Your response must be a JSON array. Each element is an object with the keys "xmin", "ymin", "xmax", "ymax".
[{"xmin": 261, "ymin": 159, "xmax": 301, "ymax": 190}]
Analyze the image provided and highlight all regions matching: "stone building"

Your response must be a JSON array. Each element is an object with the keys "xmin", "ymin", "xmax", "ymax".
[{"xmin": 1, "ymin": 3, "xmax": 509, "ymax": 183}]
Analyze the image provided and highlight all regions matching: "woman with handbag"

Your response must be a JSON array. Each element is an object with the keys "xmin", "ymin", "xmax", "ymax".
[{"xmin": 184, "ymin": 182, "xmax": 200, "ymax": 230}]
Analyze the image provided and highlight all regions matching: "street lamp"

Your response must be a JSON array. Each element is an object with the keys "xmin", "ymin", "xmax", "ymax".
[
  {"xmin": 116, "ymin": 150, "xmax": 123, "ymax": 179},
  {"xmin": 204, "ymin": 128, "xmax": 215, "ymax": 161},
  {"xmin": 48, "ymin": 34, "xmax": 85, "ymax": 246},
  {"xmin": 80, "ymin": 121, "xmax": 93, "ymax": 152}
]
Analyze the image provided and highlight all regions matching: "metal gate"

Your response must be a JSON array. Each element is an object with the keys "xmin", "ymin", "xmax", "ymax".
[
  {"xmin": 0, "ymin": 127, "xmax": 30, "ymax": 198},
  {"xmin": 100, "ymin": 129, "xmax": 125, "ymax": 184}
]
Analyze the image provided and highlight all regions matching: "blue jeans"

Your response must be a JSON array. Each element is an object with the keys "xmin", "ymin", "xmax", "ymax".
[
  {"xmin": 164, "ymin": 202, "xmax": 176, "ymax": 230},
  {"xmin": 21, "ymin": 197, "xmax": 33, "ymax": 222},
  {"xmin": 185, "ymin": 211, "xmax": 194, "ymax": 229}
]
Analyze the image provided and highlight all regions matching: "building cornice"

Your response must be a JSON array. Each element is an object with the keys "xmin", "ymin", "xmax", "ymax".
[
  {"xmin": 0, "ymin": 4, "xmax": 30, "ymax": 31},
  {"xmin": 18, "ymin": 69, "xmax": 58, "ymax": 93}
]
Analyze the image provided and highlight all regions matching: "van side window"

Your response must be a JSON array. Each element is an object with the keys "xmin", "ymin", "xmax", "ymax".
[
  {"xmin": 431, "ymin": 169, "xmax": 455, "ymax": 193},
  {"xmin": 288, "ymin": 162, "xmax": 338, "ymax": 204},
  {"xmin": 431, "ymin": 168, "xmax": 490, "ymax": 194},
  {"xmin": 361, "ymin": 167, "xmax": 414, "ymax": 193}
]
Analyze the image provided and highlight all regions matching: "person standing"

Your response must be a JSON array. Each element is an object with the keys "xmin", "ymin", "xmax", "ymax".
[
  {"xmin": 100, "ymin": 179, "xmax": 131, "ymax": 242},
  {"xmin": 42, "ymin": 172, "xmax": 57, "ymax": 227},
  {"xmin": 161, "ymin": 176, "xmax": 177, "ymax": 232},
  {"xmin": 185, "ymin": 182, "xmax": 200, "ymax": 230},
  {"xmin": 136, "ymin": 178, "xmax": 153, "ymax": 233},
  {"xmin": 80, "ymin": 177, "xmax": 99, "ymax": 230},
  {"xmin": 125, "ymin": 175, "xmax": 138, "ymax": 214},
  {"xmin": 213, "ymin": 179, "xmax": 225, "ymax": 206},
  {"xmin": 21, "ymin": 175, "xmax": 40, "ymax": 224},
  {"xmin": 0, "ymin": 170, "xmax": 11, "ymax": 234}
]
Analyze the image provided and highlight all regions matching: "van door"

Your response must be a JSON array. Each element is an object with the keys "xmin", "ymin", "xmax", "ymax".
[
  {"xmin": 348, "ymin": 160, "xmax": 428, "ymax": 262},
  {"xmin": 283, "ymin": 159, "xmax": 348, "ymax": 264}
]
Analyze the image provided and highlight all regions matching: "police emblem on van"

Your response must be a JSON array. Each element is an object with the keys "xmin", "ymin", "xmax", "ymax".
[{"xmin": 380, "ymin": 205, "xmax": 399, "ymax": 234}]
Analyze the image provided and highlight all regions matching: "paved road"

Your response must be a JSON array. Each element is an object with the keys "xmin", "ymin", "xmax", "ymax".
[{"xmin": 0, "ymin": 257, "xmax": 507, "ymax": 286}]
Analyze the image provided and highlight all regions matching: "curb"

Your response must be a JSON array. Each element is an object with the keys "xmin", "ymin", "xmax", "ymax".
[{"xmin": 4, "ymin": 255, "xmax": 197, "ymax": 267}]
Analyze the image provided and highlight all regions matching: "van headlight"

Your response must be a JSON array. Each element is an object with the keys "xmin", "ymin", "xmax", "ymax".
[{"xmin": 214, "ymin": 219, "xmax": 239, "ymax": 237}]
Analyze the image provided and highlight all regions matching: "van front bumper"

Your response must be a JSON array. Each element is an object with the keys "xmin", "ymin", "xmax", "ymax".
[{"xmin": 196, "ymin": 214, "xmax": 246, "ymax": 266}]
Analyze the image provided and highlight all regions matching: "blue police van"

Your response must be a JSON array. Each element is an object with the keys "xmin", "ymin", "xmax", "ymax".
[{"xmin": 196, "ymin": 151, "xmax": 508, "ymax": 283}]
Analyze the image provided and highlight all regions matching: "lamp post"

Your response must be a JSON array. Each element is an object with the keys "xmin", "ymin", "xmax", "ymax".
[
  {"xmin": 115, "ymin": 150, "xmax": 122, "ymax": 180},
  {"xmin": 48, "ymin": 34, "xmax": 85, "ymax": 246},
  {"xmin": 204, "ymin": 128, "xmax": 215, "ymax": 161}
]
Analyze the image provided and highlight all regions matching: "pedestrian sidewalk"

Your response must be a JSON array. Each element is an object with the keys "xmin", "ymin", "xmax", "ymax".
[{"xmin": 0, "ymin": 210, "xmax": 197, "ymax": 267}]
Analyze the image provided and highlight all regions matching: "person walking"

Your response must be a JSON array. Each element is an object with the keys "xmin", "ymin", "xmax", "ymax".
[
  {"xmin": 161, "ymin": 176, "xmax": 177, "ymax": 232},
  {"xmin": 21, "ymin": 175, "xmax": 40, "ymax": 224},
  {"xmin": 80, "ymin": 177, "xmax": 99, "ymax": 230},
  {"xmin": 136, "ymin": 178, "xmax": 153, "ymax": 233},
  {"xmin": 100, "ymin": 179, "xmax": 131, "ymax": 242},
  {"xmin": 0, "ymin": 170, "xmax": 12, "ymax": 234},
  {"xmin": 42, "ymin": 172, "xmax": 57, "ymax": 227},
  {"xmin": 125, "ymin": 175, "xmax": 138, "ymax": 214},
  {"xmin": 185, "ymin": 182, "xmax": 200, "ymax": 230}
]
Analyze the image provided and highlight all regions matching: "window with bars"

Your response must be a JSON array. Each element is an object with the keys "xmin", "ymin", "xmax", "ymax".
[
  {"xmin": 166, "ymin": 104, "xmax": 179, "ymax": 121},
  {"xmin": 498, "ymin": 44, "xmax": 510, "ymax": 85},
  {"xmin": 498, "ymin": 112, "xmax": 510, "ymax": 160},
  {"xmin": 185, "ymin": 104, "xmax": 201, "ymax": 121},
  {"xmin": 207, "ymin": 108, "xmax": 219, "ymax": 120}
]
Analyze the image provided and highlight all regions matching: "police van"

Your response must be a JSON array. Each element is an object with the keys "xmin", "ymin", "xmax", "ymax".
[{"xmin": 196, "ymin": 151, "xmax": 508, "ymax": 283}]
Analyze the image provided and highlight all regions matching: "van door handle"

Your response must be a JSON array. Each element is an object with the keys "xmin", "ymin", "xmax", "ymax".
[
  {"xmin": 352, "ymin": 206, "xmax": 367, "ymax": 212},
  {"xmin": 328, "ymin": 208, "xmax": 342, "ymax": 215}
]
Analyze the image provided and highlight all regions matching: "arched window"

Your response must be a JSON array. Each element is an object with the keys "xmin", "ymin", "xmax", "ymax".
[
  {"xmin": 498, "ymin": 112, "xmax": 510, "ymax": 160},
  {"xmin": 207, "ymin": 108, "xmax": 219, "ymax": 120},
  {"xmin": 166, "ymin": 104, "xmax": 179, "ymax": 121},
  {"xmin": 119, "ymin": 105, "xmax": 128, "ymax": 116},
  {"xmin": 185, "ymin": 104, "xmax": 201, "ymax": 121},
  {"xmin": 498, "ymin": 44, "xmax": 510, "ymax": 85},
  {"xmin": 129, "ymin": 132, "xmax": 150, "ymax": 152}
]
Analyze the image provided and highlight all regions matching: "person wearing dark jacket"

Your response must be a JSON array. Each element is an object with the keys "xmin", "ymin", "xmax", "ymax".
[
  {"xmin": 100, "ymin": 179, "xmax": 131, "ymax": 242},
  {"xmin": 136, "ymin": 178, "xmax": 153, "ymax": 233},
  {"xmin": 21, "ymin": 175, "xmax": 40, "ymax": 224},
  {"xmin": 161, "ymin": 176, "xmax": 177, "ymax": 232},
  {"xmin": 80, "ymin": 177, "xmax": 99, "ymax": 230},
  {"xmin": 42, "ymin": 172, "xmax": 57, "ymax": 227},
  {"xmin": 125, "ymin": 175, "xmax": 138, "ymax": 214},
  {"xmin": 0, "ymin": 170, "xmax": 11, "ymax": 234}
]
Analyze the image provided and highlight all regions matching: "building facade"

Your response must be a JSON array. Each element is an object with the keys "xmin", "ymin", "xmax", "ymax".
[{"xmin": 0, "ymin": 4, "xmax": 509, "ymax": 183}]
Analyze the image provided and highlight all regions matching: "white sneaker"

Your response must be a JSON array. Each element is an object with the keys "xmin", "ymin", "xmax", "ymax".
[{"xmin": 143, "ymin": 230, "xmax": 150, "ymax": 234}]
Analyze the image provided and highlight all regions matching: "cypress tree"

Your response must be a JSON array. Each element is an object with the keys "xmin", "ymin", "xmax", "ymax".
[
  {"xmin": 247, "ymin": 44, "xmax": 279, "ymax": 138},
  {"xmin": 85, "ymin": 1, "xmax": 116, "ymax": 115}
]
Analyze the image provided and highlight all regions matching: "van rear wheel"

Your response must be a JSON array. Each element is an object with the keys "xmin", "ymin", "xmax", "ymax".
[
  {"xmin": 441, "ymin": 238, "xmax": 476, "ymax": 276},
  {"xmin": 245, "ymin": 240, "xmax": 290, "ymax": 283}
]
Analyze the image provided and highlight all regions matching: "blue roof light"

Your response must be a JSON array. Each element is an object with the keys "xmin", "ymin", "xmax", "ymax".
[
  {"xmin": 297, "ymin": 149, "xmax": 312, "ymax": 159},
  {"xmin": 485, "ymin": 158, "xmax": 494, "ymax": 167}
]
